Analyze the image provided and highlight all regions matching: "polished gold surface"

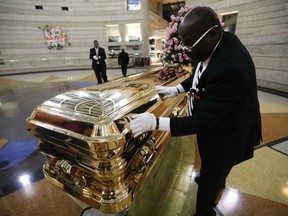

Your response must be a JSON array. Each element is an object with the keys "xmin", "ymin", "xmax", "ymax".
[{"xmin": 26, "ymin": 67, "xmax": 190, "ymax": 213}]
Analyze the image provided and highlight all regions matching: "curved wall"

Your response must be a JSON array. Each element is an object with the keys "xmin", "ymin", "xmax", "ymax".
[{"xmin": 0, "ymin": 0, "xmax": 149, "ymax": 71}]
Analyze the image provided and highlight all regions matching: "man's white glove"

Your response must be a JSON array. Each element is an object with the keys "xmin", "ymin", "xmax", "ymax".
[
  {"xmin": 98, "ymin": 56, "xmax": 101, "ymax": 59},
  {"xmin": 130, "ymin": 113, "xmax": 156, "ymax": 137},
  {"xmin": 156, "ymin": 86, "xmax": 179, "ymax": 99},
  {"xmin": 93, "ymin": 56, "xmax": 98, "ymax": 60}
]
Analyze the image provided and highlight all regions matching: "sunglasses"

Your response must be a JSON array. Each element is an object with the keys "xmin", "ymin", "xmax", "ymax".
[{"xmin": 180, "ymin": 25, "xmax": 218, "ymax": 53}]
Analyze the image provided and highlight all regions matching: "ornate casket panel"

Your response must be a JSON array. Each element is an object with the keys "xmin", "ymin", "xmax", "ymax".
[{"xmin": 26, "ymin": 67, "xmax": 190, "ymax": 213}]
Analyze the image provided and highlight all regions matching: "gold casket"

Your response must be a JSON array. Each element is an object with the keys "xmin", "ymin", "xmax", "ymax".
[{"xmin": 26, "ymin": 67, "xmax": 190, "ymax": 213}]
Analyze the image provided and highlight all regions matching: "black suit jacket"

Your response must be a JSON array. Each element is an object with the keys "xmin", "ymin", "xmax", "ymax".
[
  {"xmin": 118, "ymin": 51, "xmax": 129, "ymax": 65},
  {"xmin": 170, "ymin": 31, "xmax": 262, "ymax": 167},
  {"xmin": 89, "ymin": 47, "xmax": 107, "ymax": 67}
]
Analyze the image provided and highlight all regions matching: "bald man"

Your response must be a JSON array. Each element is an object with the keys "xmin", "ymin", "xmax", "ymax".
[{"xmin": 129, "ymin": 6, "xmax": 262, "ymax": 215}]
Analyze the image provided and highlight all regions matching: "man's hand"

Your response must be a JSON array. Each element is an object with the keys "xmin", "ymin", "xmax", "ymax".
[
  {"xmin": 129, "ymin": 113, "xmax": 156, "ymax": 137},
  {"xmin": 93, "ymin": 56, "xmax": 98, "ymax": 60},
  {"xmin": 156, "ymin": 86, "xmax": 178, "ymax": 99}
]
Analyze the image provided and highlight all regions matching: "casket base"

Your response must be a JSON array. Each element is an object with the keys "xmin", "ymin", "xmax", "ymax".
[{"xmin": 44, "ymin": 168, "xmax": 132, "ymax": 214}]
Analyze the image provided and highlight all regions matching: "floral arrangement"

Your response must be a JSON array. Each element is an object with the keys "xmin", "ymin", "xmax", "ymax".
[
  {"xmin": 154, "ymin": 66, "xmax": 188, "ymax": 85},
  {"xmin": 162, "ymin": 5, "xmax": 192, "ymax": 68},
  {"xmin": 39, "ymin": 25, "xmax": 71, "ymax": 50}
]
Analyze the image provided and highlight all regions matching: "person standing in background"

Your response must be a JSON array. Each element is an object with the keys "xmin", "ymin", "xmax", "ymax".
[
  {"xmin": 118, "ymin": 48, "xmax": 129, "ymax": 77},
  {"xmin": 89, "ymin": 40, "xmax": 108, "ymax": 84}
]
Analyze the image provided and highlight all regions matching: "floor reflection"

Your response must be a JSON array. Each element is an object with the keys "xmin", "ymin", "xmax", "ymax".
[{"xmin": 0, "ymin": 76, "xmax": 91, "ymax": 197}]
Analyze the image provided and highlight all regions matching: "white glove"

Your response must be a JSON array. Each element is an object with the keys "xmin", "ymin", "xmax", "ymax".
[
  {"xmin": 93, "ymin": 56, "xmax": 98, "ymax": 60},
  {"xmin": 156, "ymin": 86, "xmax": 178, "ymax": 99},
  {"xmin": 98, "ymin": 56, "xmax": 101, "ymax": 59},
  {"xmin": 130, "ymin": 113, "xmax": 156, "ymax": 137}
]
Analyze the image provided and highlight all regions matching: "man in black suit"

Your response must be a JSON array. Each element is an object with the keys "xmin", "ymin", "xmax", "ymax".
[
  {"xmin": 129, "ymin": 6, "xmax": 262, "ymax": 216},
  {"xmin": 118, "ymin": 48, "xmax": 129, "ymax": 77},
  {"xmin": 89, "ymin": 40, "xmax": 108, "ymax": 84}
]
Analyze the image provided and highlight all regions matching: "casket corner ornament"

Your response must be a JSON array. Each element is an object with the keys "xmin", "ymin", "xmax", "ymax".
[{"xmin": 26, "ymin": 66, "xmax": 190, "ymax": 213}]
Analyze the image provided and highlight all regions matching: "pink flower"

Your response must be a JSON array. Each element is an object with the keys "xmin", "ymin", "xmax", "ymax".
[
  {"xmin": 162, "ymin": 5, "xmax": 192, "ymax": 68},
  {"xmin": 173, "ymin": 37, "xmax": 179, "ymax": 44},
  {"xmin": 170, "ymin": 15, "xmax": 176, "ymax": 21},
  {"xmin": 172, "ymin": 26, "xmax": 177, "ymax": 33}
]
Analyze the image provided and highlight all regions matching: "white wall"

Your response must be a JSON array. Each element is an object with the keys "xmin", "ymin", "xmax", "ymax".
[{"xmin": 0, "ymin": 0, "xmax": 149, "ymax": 70}]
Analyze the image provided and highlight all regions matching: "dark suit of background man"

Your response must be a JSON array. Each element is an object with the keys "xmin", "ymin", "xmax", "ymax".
[
  {"xmin": 129, "ymin": 6, "xmax": 262, "ymax": 216},
  {"xmin": 89, "ymin": 40, "xmax": 108, "ymax": 84},
  {"xmin": 118, "ymin": 48, "xmax": 129, "ymax": 76}
]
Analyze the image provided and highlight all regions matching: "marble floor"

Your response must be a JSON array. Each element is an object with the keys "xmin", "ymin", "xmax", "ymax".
[{"xmin": 0, "ymin": 67, "xmax": 287, "ymax": 216}]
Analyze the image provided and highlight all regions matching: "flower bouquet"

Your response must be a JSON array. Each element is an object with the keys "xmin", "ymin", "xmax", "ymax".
[
  {"xmin": 154, "ymin": 66, "xmax": 187, "ymax": 85},
  {"xmin": 162, "ymin": 5, "xmax": 193, "ymax": 69}
]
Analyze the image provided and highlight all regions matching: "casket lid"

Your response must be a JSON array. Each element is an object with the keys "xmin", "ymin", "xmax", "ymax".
[{"xmin": 27, "ymin": 68, "xmax": 189, "ymax": 140}]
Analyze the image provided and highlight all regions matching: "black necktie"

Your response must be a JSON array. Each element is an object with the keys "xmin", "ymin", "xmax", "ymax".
[{"xmin": 187, "ymin": 63, "xmax": 203, "ymax": 116}]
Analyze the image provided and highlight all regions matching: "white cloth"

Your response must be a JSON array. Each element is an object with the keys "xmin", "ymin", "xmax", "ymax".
[
  {"xmin": 187, "ymin": 62, "xmax": 204, "ymax": 116},
  {"xmin": 176, "ymin": 84, "xmax": 185, "ymax": 93},
  {"xmin": 129, "ymin": 114, "xmax": 171, "ymax": 136},
  {"xmin": 94, "ymin": 48, "xmax": 100, "ymax": 64},
  {"xmin": 130, "ymin": 113, "xmax": 156, "ymax": 137},
  {"xmin": 158, "ymin": 117, "xmax": 170, "ymax": 131},
  {"xmin": 156, "ymin": 86, "xmax": 178, "ymax": 99}
]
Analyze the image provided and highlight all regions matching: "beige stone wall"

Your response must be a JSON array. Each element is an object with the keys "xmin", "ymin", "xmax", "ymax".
[
  {"xmin": 186, "ymin": 0, "xmax": 288, "ymax": 93},
  {"xmin": 149, "ymin": 10, "xmax": 168, "ymax": 32},
  {"xmin": 0, "ymin": 0, "xmax": 149, "ymax": 70}
]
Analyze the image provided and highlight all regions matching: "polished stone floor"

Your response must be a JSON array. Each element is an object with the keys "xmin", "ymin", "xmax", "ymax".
[{"xmin": 0, "ymin": 67, "xmax": 287, "ymax": 216}]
